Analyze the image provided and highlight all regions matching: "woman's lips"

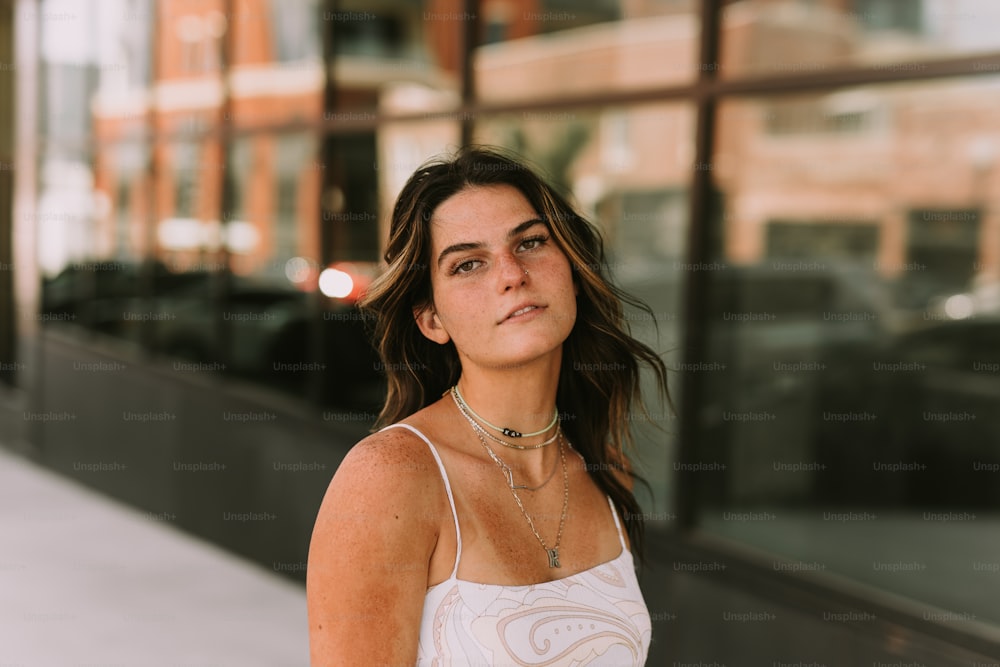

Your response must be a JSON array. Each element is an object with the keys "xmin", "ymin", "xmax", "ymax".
[{"xmin": 501, "ymin": 305, "xmax": 545, "ymax": 323}]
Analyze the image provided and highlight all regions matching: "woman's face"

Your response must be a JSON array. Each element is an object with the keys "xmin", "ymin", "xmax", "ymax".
[{"xmin": 415, "ymin": 184, "xmax": 577, "ymax": 372}]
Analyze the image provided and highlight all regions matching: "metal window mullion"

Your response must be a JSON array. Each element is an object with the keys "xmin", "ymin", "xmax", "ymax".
[
  {"xmin": 214, "ymin": 0, "xmax": 236, "ymax": 369},
  {"xmin": 308, "ymin": 0, "xmax": 342, "ymax": 407},
  {"xmin": 459, "ymin": 0, "xmax": 479, "ymax": 147},
  {"xmin": 140, "ymin": 0, "xmax": 162, "ymax": 355},
  {"xmin": 141, "ymin": 47, "xmax": 1000, "ymax": 142},
  {"xmin": 676, "ymin": 0, "xmax": 723, "ymax": 531},
  {"xmin": 26, "ymin": 0, "xmax": 46, "ymax": 454}
]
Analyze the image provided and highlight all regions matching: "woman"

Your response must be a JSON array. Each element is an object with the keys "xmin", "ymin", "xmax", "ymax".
[{"xmin": 307, "ymin": 146, "xmax": 669, "ymax": 666}]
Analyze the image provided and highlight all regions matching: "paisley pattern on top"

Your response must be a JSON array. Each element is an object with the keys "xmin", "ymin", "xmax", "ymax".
[{"xmin": 382, "ymin": 423, "xmax": 651, "ymax": 667}]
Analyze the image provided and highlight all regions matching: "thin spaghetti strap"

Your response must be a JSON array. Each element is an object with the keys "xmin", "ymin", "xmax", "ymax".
[
  {"xmin": 606, "ymin": 496, "xmax": 628, "ymax": 552},
  {"xmin": 380, "ymin": 423, "xmax": 462, "ymax": 578}
]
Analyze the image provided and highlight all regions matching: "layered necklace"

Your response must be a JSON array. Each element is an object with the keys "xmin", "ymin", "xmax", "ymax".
[
  {"xmin": 453, "ymin": 384, "xmax": 559, "ymax": 441},
  {"xmin": 449, "ymin": 385, "xmax": 568, "ymax": 568}
]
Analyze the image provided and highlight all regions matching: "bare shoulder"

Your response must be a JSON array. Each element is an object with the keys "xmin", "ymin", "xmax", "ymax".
[
  {"xmin": 306, "ymin": 426, "xmax": 443, "ymax": 664},
  {"xmin": 311, "ymin": 425, "xmax": 444, "ymax": 550},
  {"xmin": 334, "ymin": 425, "xmax": 441, "ymax": 489}
]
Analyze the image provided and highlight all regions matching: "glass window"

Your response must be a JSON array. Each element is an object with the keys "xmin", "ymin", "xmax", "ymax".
[
  {"xmin": 224, "ymin": 0, "xmax": 323, "ymax": 129},
  {"xmin": 697, "ymin": 77, "xmax": 1000, "ymax": 625},
  {"xmin": 37, "ymin": 0, "xmax": 156, "ymax": 343},
  {"xmin": 720, "ymin": 0, "xmax": 1000, "ymax": 79},
  {"xmin": 475, "ymin": 103, "xmax": 695, "ymax": 520},
  {"xmin": 474, "ymin": 0, "xmax": 700, "ymax": 105},
  {"xmin": 267, "ymin": 0, "xmax": 322, "ymax": 63},
  {"xmin": 219, "ymin": 132, "xmax": 321, "ymax": 394},
  {"xmin": 36, "ymin": 157, "xmax": 150, "ymax": 341},
  {"xmin": 322, "ymin": 0, "xmax": 462, "ymax": 113},
  {"xmin": 273, "ymin": 134, "xmax": 317, "ymax": 265},
  {"xmin": 319, "ymin": 132, "xmax": 381, "ymax": 263},
  {"xmin": 146, "ymin": 137, "xmax": 225, "ymax": 363},
  {"xmin": 207, "ymin": 121, "xmax": 463, "ymax": 411},
  {"xmin": 307, "ymin": 121, "xmax": 461, "ymax": 411},
  {"xmin": 34, "ymin": 0, "xmax": 101, "ymax": 310},
  {"xmin": 160, "ymin": 0, "xmax": 226, "ymax": 79}
]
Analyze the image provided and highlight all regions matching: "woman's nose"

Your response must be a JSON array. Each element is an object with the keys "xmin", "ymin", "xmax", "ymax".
[{"xmin": 497, "ymin": 253, "xmax": 527, "ymax": 290}]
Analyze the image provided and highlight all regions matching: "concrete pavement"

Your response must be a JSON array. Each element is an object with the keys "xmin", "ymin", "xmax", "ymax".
[{"xmin": 0, "ymin": 446, "xmax": 309, "ymax": 667}]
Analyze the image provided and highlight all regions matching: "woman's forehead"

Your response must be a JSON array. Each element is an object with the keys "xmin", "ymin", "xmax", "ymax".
[{"xmin": 430, "ymin": 184, "xmax": 538, "ymax": 237}]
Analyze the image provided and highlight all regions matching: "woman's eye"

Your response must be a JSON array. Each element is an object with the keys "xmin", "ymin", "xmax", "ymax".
[
  {"xmin": 519, "ymin": 235, "xmax": 548, "ymax": 251},
  {"xmin": 452, "ymin": 259, "xmax": 479, "ymax": 275}
]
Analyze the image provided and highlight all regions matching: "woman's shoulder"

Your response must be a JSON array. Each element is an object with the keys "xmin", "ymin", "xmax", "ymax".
[
  {"xmin": 307, "ymin": 421, "xmax": 444, "ymax": 664},
  {"xmin": 337, "ymin": 422, "xmax": 443, "ymax": 488},
  {"xmin": 311, "ymin": 423, "xmax": 446, "ymax": 553}
]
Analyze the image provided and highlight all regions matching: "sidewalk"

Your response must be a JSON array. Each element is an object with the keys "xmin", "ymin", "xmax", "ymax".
[{"xmin": 0, "ymin": 446, "xmax": 309, "ymax": 667}]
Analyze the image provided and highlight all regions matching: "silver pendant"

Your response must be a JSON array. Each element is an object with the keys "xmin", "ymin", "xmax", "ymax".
[
  {"xmin": 547, "ymin": 548, "xmax": 561, "ymax": 568},
  {"xmin": 502, "ymin": 467, "xmax": 527, "ymax": 490}
]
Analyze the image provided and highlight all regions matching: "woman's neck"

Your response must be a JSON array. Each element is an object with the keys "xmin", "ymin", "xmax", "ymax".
[{"xmin": 455, "ymin": 363, "xmax": 560, "ymax": 439}]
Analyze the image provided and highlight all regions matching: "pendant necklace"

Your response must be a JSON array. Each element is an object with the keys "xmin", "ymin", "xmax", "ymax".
[{"xmin": 451, "ymin": 389, "xmax": 569, "ymax": 568}]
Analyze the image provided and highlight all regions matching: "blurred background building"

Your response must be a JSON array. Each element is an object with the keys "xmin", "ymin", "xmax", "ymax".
[{"xmin": 2, "ymin": 0, "xmax": 1000, "ymax": 663}]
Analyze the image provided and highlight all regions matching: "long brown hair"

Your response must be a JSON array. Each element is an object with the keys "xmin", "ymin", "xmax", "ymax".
[{"xmin": 358, "ymin": 146, "xmax": 670, "ymax": 561}]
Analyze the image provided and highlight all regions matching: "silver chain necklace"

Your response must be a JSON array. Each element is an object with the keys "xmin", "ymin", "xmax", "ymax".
[
  {"xmin": 451, "ymin": 392, "xmax": 569, "ymax": 568},
  {"xmin": 455, "ymin": 405, "xmax": 562, "ymax": 492}
]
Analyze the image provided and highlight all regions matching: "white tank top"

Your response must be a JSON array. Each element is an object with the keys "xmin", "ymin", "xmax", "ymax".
[{"xmin": 383, "ymin": 423, "xmax": 652, "ymax": 666}]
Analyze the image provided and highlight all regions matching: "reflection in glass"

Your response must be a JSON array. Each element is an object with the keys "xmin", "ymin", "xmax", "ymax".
[
  {"xmin": 222, "ymin": 133, "xmax": 321, "ymax": 281},
  {"xmin": 720, "ymin": 0, "xmax": 1000, "ymax": 79},
  {"xmin": 699, "ymin": 78, "xmax": 1000, "ymax": 625},
  {"xmin": 475, "ymin": 0, "xmax": 699, "ymax": 104},
  {"xmin": 226, "ymin": 0, "xmax": 324, "ymax": 129},
  {"xmin": 160, "ymin": 0, "xmax": 226, "ymax": 78},
  {"xmin": 37, "ymin": 0, "xmax": 156, "ymax": 341},
  {"xmin": 268, "ymin": 0, "xmax": 322, "ymax": 63},
  {"xmin": 476, "ymin": 104, "xmax": 694, "ymax": 519},
  {"xmin": 323, "ymin": 0, "xmax": 462, "ymax": 112},
  {"xmin": 141, "ymin": 138, "xmax": 225, "ymax": 364},
  {"xmin": 320, "ymin": 133, "xmax": 381, "ymax": 263}
]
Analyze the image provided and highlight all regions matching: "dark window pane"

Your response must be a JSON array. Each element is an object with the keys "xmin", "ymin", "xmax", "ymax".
[{"xmin": 699, "ymin": 78, "xmax": 1000, "ymax": 627}]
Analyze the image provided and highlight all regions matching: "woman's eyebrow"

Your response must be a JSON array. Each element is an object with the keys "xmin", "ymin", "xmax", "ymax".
[{"xmin": 436, "ymin": 218, "xmax": 546, "ymax": 268}]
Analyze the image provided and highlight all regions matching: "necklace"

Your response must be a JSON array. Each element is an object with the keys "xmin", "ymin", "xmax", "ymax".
[
  {"xmin": 517, "ymin": 447, "xmax": 562, "ymax": 492},
  {"xmin": 475, "ymin": 428, "xmax": 569, "ymax": 568},
  {"xmin": 451, "ymin": 391, "xmax": 569, "ymax": 568},
  {"xmin": 455, "ymin": 402, "xmax": 561, "ymax": 491},
  {"xmin": 453, "ymin": 384, "xmax": 558, "ymax": 438},
  {"xmin": 451, "ymin": 387, "xmax": 559, "ymax": 450}
]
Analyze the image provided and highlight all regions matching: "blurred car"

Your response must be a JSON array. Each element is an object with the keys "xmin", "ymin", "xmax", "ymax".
[
  {"xmin": 693, "ymin": 262, "xmax": 891, "ymax": 507},
  {"xmin": 40, "ymin": 261, "xmax": 384, "ymax": 411},
  {"xmin": 875, "ymin": 315, "xmax": 1000, "ymax": 507}
]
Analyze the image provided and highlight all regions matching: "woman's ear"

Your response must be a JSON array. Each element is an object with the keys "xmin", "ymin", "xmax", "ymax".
[{"xmin": 413, "ymin": 303, "xmax": 451, "ymax": 345}]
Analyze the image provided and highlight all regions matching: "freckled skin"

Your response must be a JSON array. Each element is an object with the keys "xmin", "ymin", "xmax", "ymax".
[
  {"xmin": 307, "ymin": 429, "xmax": 443, "ymax": 666},
  {"xmin": 417, "ymin": 184, "xmax": 579, "ymax": 373},
  {"xmin": 412, "ymin": 416, "xmax": 631, "ymax": 588},
  {"xmin": 306, "ymin": 184, "xmax": 634, "ymax": 665}
]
